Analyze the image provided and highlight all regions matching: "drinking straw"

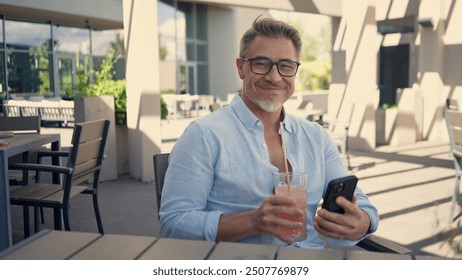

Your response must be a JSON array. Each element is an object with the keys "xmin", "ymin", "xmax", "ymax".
[{"xmin": 280, "ymin": 122, "xmax": 291, "ymax": 189}]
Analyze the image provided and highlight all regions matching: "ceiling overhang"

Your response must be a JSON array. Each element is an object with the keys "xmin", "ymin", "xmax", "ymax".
[{"xmin": 183, "ymin": 0, "xmax": 342, "ymax": 17}]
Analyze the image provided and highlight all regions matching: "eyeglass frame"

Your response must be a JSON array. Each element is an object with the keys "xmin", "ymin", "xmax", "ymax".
[{"xmin": 239, "ymin": 57, "xmax": 301, "ymax": 77}]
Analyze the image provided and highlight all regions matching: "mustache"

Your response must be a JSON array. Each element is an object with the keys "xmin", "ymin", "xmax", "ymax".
[{"xmin": 255, "ymin": 81, "xmax": 286, "ymax": 89}]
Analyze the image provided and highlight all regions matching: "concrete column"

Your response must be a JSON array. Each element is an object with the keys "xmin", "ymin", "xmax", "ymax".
[
  {"xmin": 123, "ymin": 0, "xmax": 161, "ymax": 182},
  {"xmin": 417, "ymin": 0, "xmax": 446, "ymax": 141},
  {"xmin": 330, "ymin": 0, "xmax": 378, "ymax": 151}
]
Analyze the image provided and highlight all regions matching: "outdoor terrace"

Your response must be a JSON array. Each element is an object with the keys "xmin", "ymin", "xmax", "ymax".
[{"xmin": 8, "ymin": 116, "xmax": 462, "ymax": 259}]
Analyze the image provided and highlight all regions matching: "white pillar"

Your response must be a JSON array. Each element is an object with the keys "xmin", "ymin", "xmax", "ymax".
[
  {"xmin": 330, "ymin": 0, "xmax": 378, "ymax": 150},
  {"xmin": 123, "ymin": 0, "xmax": 161, "ymax": 182},
  {"xmin": 417, "ymin": 0, "xmax": 446, "ymax": 141}
]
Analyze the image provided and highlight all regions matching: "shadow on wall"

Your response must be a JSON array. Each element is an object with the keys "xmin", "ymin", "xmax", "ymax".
[{"xmin": 126, "ymin": 92, "xmax": 162, "ymax": 182}]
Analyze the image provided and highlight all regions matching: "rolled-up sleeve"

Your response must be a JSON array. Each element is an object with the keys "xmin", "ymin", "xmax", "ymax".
[{"xmin": 159, "ymin": 123, "xmax": 222, "ymax": 241}]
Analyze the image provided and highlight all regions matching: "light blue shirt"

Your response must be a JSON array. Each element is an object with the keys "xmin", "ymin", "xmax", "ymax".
[{"xmin": 160, "ymin": 94, "xmax": 379, "ymax": 249}]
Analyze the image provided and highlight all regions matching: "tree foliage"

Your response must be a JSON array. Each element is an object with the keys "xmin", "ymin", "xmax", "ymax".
[
  {"xmin": 290, "ymin": 19, "xmax": 332, "ymax": 91},
  {"xmin": 75, "ymin": 47, "xmax": 168, "ymax": 123}
]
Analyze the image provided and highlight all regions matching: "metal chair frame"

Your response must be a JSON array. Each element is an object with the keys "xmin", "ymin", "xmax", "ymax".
[
  {"xmin": 9, "ymin": 119, "xmax": 109, "ymax": 237},
  {"xmin": 444, "ymin": 109, "xmax": 462, "ymax": 222},
  {"xmin": 327, "ymin": 103, "xmax": 355, "ymax": 170}
]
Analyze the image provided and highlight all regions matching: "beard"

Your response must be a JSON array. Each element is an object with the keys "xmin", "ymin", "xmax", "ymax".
[
  {"xmin": 250, "ymin": 94, "xmax": 283, "ymax": 112},
  {"xmin": 244, "ymin": 82, "xmax": 287, "ymax": 113}
]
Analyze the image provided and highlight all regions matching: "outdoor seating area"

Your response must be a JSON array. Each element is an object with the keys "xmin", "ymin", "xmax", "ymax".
[
  {"xmin": 2, "ymin": 99, "xmax": 75, "ymax": 127},
  {"xmin": 2, "ymin": 117, "xmax": 461, "ymax": 259}
]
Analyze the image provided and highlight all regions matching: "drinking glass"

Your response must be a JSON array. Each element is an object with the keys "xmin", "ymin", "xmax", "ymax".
[{"xmin": 273, "ymin": 172, "xmax": 308, "ymax": 242}]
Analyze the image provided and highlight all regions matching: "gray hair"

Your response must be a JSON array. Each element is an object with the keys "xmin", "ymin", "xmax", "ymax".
[{"xmin": 239, "ymin": 16, "xmax": 302, "ymax": 59}]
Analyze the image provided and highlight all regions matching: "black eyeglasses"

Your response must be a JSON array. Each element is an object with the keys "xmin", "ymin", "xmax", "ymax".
[{"xmin": 240, "ymin": 57, "xmax": 301, "ymax": 77}]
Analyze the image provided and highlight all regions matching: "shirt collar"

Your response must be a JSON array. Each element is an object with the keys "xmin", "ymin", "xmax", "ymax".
[{"xmin": 229, "ymin": 94, "xmax": 295, "ymax": 135}]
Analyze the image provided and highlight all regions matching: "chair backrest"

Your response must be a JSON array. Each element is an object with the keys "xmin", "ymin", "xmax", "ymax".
[
  {"xmin": 3, "ymin": 100, "xmax": 21, "ymax": 117},
  {"xmin": 66, "ymin": 119, "xmax": 110, "ymax": 189},
  {"xmin": 445, "ymin": 109, "xmax": 462, "ymax": 170},
  {"xmin": 153, "ymin": 153, "xmax": 170, "ymax": 219},
  {"xmin": 330, "ymin": 103, "xmax": 355, "ymax": 133},
  {"xmin": 0, "ymin": 116, "xmax": 41, "ymax": 134}
]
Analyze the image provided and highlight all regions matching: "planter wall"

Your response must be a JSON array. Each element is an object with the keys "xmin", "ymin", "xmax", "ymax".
[
  {"xmin": 376, "ymin": 108, "xmax": 397, "ymax": 146},
  {"xmin": 74, "ymin": 96, "xmax": 118, "ymax": 181},
  {"xmin": 116, "ymin": 124, "xmax": 129, "ymax": 175},
  {"xmin": 375, "ymin": 88, "xmax": 423, "ymax": 146}
]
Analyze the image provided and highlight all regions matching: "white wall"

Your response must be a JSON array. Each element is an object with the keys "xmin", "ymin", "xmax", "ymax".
[
  {"xmin": 330, "ymin": 0, "xmax": 378, "ymax": 150},
  {"xmin": 123, "ymin": 0, "xmax": 161, "ymax": 182},
  {"xmin": 159, "ymin": 61, "xmax": 177, "ymax": 92}
]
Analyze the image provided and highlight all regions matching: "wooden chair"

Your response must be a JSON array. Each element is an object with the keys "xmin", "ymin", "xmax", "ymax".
[
  {"xmin": 444, "ymin": 109, "xmax": 462, "ymax": 222},
  {"xmin": 2, "ymin": 104, "xmax": 21, "ymax": 117},
  {"xmin": 153, "ymin": 153, "xmax": 170, "ymax": 220},
  {"xmin": 9, "ymin": 119, "xmax": 109, "ymax": 237},
  {"xmin": 0, "ymin": 116, "xmax": 41, "ymax": 185},
  {"xmin": 0, "ymin": 116, "xmax": 41, "ymax": 134},
  {"xmin": 152, "ymin": 152, "xmax": 412, "ymax": 254},
  {"xmin": 327, "ymin": 103, "xmax": 355, "ymax": 170}
]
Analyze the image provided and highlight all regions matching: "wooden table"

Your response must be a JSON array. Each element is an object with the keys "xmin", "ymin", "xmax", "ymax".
[
  {"xmin": 0, "ymin": 133, "xmax": 60, "ymax": 251},
  {"xmin": 0, "ymin": 230, "xmax": 429, "ymax": 260}
]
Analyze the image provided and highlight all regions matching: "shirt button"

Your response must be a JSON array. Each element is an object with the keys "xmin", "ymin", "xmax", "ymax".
[
  {"xmin": 256, "ymin": 121, "xmax": 261, "ymax": 127},
  {"xmin": 262, "ymin": 143, "xmax": 267, "ymax": 148}
]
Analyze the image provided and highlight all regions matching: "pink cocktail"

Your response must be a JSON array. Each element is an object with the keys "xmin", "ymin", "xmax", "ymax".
[{"xmin": 274, "ymin": 172, "xmax": 307, "ymax": 242}]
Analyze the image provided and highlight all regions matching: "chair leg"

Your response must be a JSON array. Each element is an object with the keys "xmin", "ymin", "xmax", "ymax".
[
  {"xmin": 63, "ymin": 206, "xmax": 70, "ymax": 231},
  {"xmin": 345, "ymin": 132, "xmax": 351, "ymax": 170},
  {"xmin": 449, "ymin": 175, "xmax": 461, "ymax": 222},
  {"xmin": 34, "ymin": 207, "xmax": 40, "ymax": 233},
  {"xmin": 23, "ymin": 206, "xmax": 30, "ymax": 238},
  {"xmin": 92, "ymin": 193, "xmax": 104, "ymax": 234},
  {"xmin": 40, "ymin": 207, "xmax": 45, "ymax": 224},
  {"xmin": 53, "ymin": 208, "xmax": 62, "ymax": 230}
]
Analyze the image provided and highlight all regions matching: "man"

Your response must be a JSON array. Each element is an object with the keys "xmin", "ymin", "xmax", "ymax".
[{"xmin": 159, "ymin": 17, "xmax": 378, "ymax": 249}]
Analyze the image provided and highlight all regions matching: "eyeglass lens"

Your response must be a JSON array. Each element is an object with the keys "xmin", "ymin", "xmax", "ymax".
[{"xmin": 250, "ymin": 58, "xmax": 299, "ymax": 77}]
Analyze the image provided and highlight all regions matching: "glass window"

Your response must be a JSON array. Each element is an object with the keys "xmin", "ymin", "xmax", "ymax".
[
  {"xmin": 177, "ymin": 38, "xmax": 187, "ymax": 61},
  {"xmin": 177, "ymin": 2, "xmax": 191, "ymax": 40},
  {"xmin": 196, "ymin": 5, "xmax": 207, "ymax": 40},
  {"xmin": 378, "ymin": 17, "xmax": 415, "ymax": 35},
  {"xmin": 91, "ymin": 29, "xmax": 124, "ymax": 56},
  {"xmin": 0, "ymin": 54, "xmax": 5, "ymax": 97},
  {"xmin": 197, "ymin": 64, "xmax": 208, "ymax": 93},
  {"xmin": 186, "ymin": 41, "xmax": 195, "ymax": 60},
  {"xmin": 7, "ymin": 49, "xmax": 53, "ymax": 95},
  {"xmin": 197, "ymin": 43, "xmax": 207, "ymax": 62},
  {"xmin": 0, "ymin": 17, "xmax": 4, "ymax": 44},
  {"xmin": 158, "ymin": 0, "xmax": 177, "ymax": 61},
  {"xmin": 53, "ymin": 25, "xmax": 90, "ymax": 55},
  {"xmin": 91, "ymin": 29, "xmax": 125, "ymax": 80},
  {"xmin": 1, "ymin": 18, "xmax": 5, "ymax": 96},
  {"xmin": 157, "ymin": 1, "xmax": 208, "ymax": 94},
  {"xmin": 5, "ymin": 20, "xmax": 51, "ymax": 51}
]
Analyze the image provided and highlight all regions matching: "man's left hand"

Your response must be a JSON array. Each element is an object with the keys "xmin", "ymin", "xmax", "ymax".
[{"xmin": 313, "ymin": 195, "xmax": 370, "ymax": 240}]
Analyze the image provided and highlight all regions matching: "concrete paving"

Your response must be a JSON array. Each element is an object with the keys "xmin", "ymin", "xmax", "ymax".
[
  {"xmin": 8, "ymin": 114, "xmax": 462, "ymax": 259},
  {"xmin": 350, "ymin": 141, "xmax": 462, "ymax": 259}
]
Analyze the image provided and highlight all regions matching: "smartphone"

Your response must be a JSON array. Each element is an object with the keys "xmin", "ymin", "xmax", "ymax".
[{"xmin": 321, "ymin": 175, "xmax": 358, "ymax": 214}]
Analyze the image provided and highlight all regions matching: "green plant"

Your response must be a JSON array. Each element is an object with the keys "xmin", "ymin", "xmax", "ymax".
[
  {"xmin": 75, "ymin": 48, "xmax": 170, "ymax": 123},
  {"xmin": 379, "ymin": 103, "xmax": 398, "ymax": 110},
  {"xmin": 161, "ymin": 96, "xmax": 168, "ymax": 120},
  {"xmin": 74, "ymin": 48, "xmax": 127, "ymax": 124}
]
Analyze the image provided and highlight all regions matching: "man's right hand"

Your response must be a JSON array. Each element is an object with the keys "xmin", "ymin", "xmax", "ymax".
[{"xmin": 251, "ymin": 195, "xmax": 305, "ymax": 243}]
